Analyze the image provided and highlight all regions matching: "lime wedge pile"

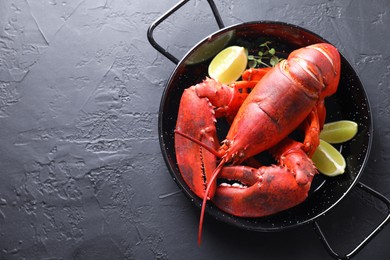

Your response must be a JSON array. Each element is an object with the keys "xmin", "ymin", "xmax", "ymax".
[{"xmin": 312, "ymin": 120, "xmax": 358, "ymax": 177}]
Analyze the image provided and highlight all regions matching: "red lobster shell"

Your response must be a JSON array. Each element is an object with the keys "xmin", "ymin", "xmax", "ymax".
[{"xmin": 174, "ymin": 43, "xmax": 341, "ymax": 243}]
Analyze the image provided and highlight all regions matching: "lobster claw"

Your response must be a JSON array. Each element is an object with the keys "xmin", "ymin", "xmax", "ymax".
[
  {"xmin": 211, "ymin": 138, "xmax": 317, "ymax": 217},
  {"xmin": 175, "ymin": 85, "xmax": 219, "ymax": 199}
]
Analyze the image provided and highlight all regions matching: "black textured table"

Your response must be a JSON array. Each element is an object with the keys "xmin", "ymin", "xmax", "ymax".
[{"xmin": 1, "ymin": 0, "xmax": 389, "ymax": 259}]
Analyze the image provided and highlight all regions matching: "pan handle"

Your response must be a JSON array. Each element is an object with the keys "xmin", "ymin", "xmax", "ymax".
[
  {"xmin": 147, "ymin": 0, "xmax": 225, "ymax": 64},
  {"xmin": 313, "ymin": 182, "xmax": 390, "ymax": 260}
]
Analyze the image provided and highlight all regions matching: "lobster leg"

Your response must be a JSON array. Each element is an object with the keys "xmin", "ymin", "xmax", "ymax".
[
  {"xmin": 316, "ymin": 99, "xmax": 327, "ymax": 128},
  {"xmin": 211, "ymin": 138, "xmax": 317, "ymax": 217},
  {"xmin": 242, "ymin": 67, "xmax": 272, "ymax": 81},
  {"xmin": 301, "ymin": 107, "xmax": 321, "ymax": 157},
  {"xmin": 300, "ymin": 98, "xmax": 329, "ymax": 156}
]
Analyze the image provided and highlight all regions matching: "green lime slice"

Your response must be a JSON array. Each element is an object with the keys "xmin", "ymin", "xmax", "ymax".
[
  {"xmin": 320, "ymin": 120, "xmax": 358, "ymax": 144},
  {"xmin": 208, "ymin": 46, "xmax": 248, "ymax": 84},
  {"xmin": 312, "ymin": 139, "xmax": 346, "ymax": 177}
]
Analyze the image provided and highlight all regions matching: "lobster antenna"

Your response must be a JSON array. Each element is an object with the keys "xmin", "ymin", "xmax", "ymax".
[
  {"xmin": 174, "ymin": 130, "xmax": 221, "ymax": 157},
  {"xmin": 174, "ymin": 129, "xmax": 225, "ymax": 245},
  {"xmin": 198, "ymin": 157, "xmax": 226, "ymax": 246}
]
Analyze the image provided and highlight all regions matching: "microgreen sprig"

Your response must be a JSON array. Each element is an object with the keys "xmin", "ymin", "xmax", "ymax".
[{"xmin": 248, "ymin": 41, "xmax": 284, "ymax": 68}]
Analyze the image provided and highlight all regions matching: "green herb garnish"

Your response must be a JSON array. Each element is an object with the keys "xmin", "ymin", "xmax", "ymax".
[{"xmin": 248, "ymin": 41, "xmax": 284, "ymax": 68}]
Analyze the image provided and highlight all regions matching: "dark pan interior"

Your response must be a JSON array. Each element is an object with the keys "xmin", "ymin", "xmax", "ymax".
[{"xmin": 158, "ymin": 21, "xmax": 372, "ymax": 231}]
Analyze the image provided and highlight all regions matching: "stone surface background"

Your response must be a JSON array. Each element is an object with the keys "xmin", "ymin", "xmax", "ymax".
[{"xmin": 0, "ymin": 0, "xmax": 389, "ymax": 259}]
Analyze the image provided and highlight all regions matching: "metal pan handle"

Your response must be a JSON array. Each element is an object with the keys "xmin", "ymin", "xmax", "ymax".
[
  {"xmin": 147, "ymin": 0, "xmax": 225, "ymax": 64},
  {"xmin": 313, "ymin": 182, "xmax": 390, "ymax": 259}
]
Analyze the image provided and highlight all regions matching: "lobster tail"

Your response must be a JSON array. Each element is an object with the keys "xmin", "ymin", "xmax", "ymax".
[{"xmin": 289, "ymin": 43, "xmax": 341, "ymax": 98}]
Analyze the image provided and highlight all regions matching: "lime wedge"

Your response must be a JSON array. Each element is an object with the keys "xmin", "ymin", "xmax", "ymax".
[
  {"xmin": 312, "ymin": 139, "xmax": 346, "ymax": 177},
  {"xmin": 208, "ymin": 46, "xmax": 248, "ymax": 84},
  {"xmin": 320, "ymin": 120, "xmax": 358, "ymax": 144}
]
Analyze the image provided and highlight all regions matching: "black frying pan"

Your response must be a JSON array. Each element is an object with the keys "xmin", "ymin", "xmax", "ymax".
[
  {"xmin": 148, "ymin": 1, "xmax": 390, "ymax": 258},
  {"xmin": 156, "ymin": 20, "xmax": 372, "ymax": 229}
]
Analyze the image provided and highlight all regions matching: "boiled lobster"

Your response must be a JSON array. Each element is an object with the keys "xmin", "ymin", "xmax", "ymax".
[{"xmin": 174, "ymin": 43, "xmax": 341, "ymax": 243}]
